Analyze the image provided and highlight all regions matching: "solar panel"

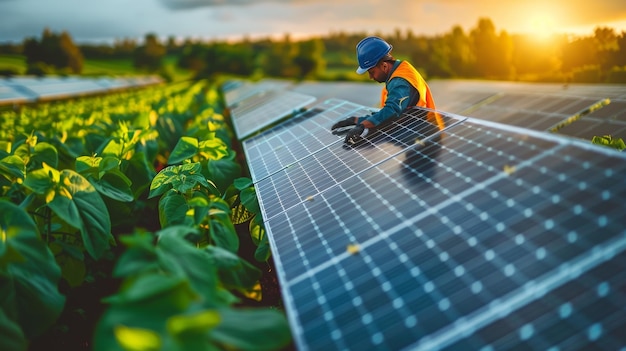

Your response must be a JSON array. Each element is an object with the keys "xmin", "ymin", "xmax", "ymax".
[
  {"xmin": 460, "ymin": 93, "xmax": 605, "ymax": 133},
  {"xmin": 230, "ymin": 89, "xmax": 316, "ymax": 140},
  {"xmin": 243, "ymin": 99, "xmax": 378, "ymax": 182},
  {"xmin": 242, "ymin": 104, "xmax": 626, "ymax": 350},
  {"xmin": 0, "ymin": 76, "xmax": 163, "ymax": 105},
  {"xmin": 555, "ymin": 99, "xmax": 626, "ymax": 140},
  {"xmin": 222, "ymin": 79, "xmax": 292, "ymax": 107}
]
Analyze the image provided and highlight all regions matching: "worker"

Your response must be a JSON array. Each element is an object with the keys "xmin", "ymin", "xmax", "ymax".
[{"xmin": 331, "ymin": 36, "xmax": 444, "ymax": 145}]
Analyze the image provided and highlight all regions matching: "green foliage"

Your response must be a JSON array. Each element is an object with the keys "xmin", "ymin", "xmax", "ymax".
[
  {"xmin": 94, "ymin": 228, "xmax": 291, "ymax": 351},
  {"xmin": 23, "ymin": 165, "xmax": 114, "ymax": 260},
  {"xmin": 591, "ymin": 135, "xmax": 626, "ymax": 151},
  {"xmin": 0, "ymin": 79, "xmax": 288, "ymax": 350},
  {"xmin": 0, "ymin": 200, "xmax": 65, "ymax": 350}
]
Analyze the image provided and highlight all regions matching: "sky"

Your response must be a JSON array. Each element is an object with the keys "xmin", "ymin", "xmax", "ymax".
[{"xmin": 1, "ymin": 0, "xmax": 626, "ymax": 44}]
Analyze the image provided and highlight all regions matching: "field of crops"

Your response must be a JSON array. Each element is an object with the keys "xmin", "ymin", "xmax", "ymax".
[{"xmin": 0, "ymin": 80, "xmax": 292, "ymax": 350}]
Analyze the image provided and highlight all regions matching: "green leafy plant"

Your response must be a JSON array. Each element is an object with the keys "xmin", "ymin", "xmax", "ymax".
[
  {"xmin": 0, "ymin": 79, "xmax": 289, "ymax": 350},
  {"xmin": 591, "ymin": 135, "xmax": 626, "ymax": 151},
  {"xmin": 229, "ymin": 178, "xmax": 271, "ymax": 262},
  {"xmin": 0, "ymin": 200, "xmax": 65, "ymax": 351},
  {"xmin": 94, "ymin": 227, "xmax": 291, "ymax": 351}
]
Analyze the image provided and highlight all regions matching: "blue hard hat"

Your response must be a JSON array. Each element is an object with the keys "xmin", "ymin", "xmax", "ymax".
[{"xmin": 355, "ymin": 36, "xmax": 393, "ymax": 74}]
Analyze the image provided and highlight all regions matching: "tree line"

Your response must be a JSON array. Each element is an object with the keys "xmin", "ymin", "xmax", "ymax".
[{"xmin": 1, "ymin": 18, "xmax": 625, "ymax": 83}]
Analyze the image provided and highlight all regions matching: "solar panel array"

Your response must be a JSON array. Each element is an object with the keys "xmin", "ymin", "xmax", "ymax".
[
  {"xmin": 223, "ymin": 80, "xmax": 316, "ymax": 140},
  {"xmin": 0, "ymin": 76, "xmax": 162, "ymax": 105},
  {"xmin": 228, "ymin": 79, "xmax": 626, "ymax": 351},
  {"xmin": 426, "ymin": 80, "xmax": 626, "ymax": 141}
]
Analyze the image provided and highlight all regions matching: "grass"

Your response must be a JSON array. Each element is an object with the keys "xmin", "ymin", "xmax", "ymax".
[
  {"xmin": 0, "ymin": 54, "xmax": 27, "ymax": 74},
  {"xmin": 0, "ymin": 54, "xmax": 194, "ymax": 82}
]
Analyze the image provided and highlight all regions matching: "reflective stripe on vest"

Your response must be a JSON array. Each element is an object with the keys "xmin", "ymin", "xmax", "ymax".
[{"xmin": 380, "ymin": 61, "xmax": 445, "ymax": 131}]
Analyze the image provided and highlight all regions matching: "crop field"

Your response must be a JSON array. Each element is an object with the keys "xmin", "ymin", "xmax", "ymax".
[{"xmin": 0, "ymin": 80, "xmax": 292, "ymax": 350}]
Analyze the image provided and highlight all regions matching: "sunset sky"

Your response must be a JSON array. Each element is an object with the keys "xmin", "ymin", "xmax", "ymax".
[{"xmin": 1, "ymin": 0, "xmax": 625, "ymax": 43}]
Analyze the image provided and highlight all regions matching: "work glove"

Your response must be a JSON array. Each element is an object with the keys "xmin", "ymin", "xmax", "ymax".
[
  {"xmin": 331, "ymin": 117, "xmax": 357, "ymax": 131},
  {"xmin": 345, "ymin": 124, "xmax": 370, "ymax": 145}
]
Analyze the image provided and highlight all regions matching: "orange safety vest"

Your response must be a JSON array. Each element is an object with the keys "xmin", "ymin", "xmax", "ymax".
[{"xmin": 380, "ymin": 61, "xmax": 445, "ymax": 131}]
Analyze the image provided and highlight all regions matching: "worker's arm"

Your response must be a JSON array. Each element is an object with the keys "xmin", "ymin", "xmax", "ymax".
[{"xmin": 356, "ymin": 78, "xmax": 418, "ymax": 128}]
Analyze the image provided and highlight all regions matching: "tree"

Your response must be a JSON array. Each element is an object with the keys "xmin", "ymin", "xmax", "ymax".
[
  {"xmin": 470, "ymin": 18, "xmax": 513, "ymax": 79},
  {"xmin": 22, "ymin": 28, "xmax": 83, "ymax": 74},
  {"xmin": 446, "ymin": 26, "xmax": 475, "ymax": 77},
  {"xmin": 594, "ymin": 27, "xmax": 619, "ymax": 72},
  {"xmin": 561, "ymin": 36, "xmax": 597, "ymax": 73},
  {"xmin": 133, "ymin": 33, "xmax": 165, "ymax": 72},
  {"xmin": 262, "ymin": 34, "xmax": 298, "ymax": 78},
  {"xmin": 59, "ymin": 32, "xmax": 83, "ymax": 73},
  {"xmin": 293, "ymin": 38, "xmax": 325, "ymax": 79}
]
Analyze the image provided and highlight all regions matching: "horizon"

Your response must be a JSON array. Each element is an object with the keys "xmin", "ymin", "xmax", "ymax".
[{"xmin": 1, "ymin": 0, "xmax": 625, "ymax": 45}]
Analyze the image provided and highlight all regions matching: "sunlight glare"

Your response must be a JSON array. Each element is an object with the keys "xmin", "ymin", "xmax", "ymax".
[{"xmin": 528, "ymin": 13, "xmax": 557, "ymax": 40}]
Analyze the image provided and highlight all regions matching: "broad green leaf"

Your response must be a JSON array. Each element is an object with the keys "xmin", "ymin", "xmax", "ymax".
[
  {"xmin": 0, "ymin": 308, "xmax": 26, "ymax": 351},
  {"xmin": 94, "ymin": 274, "xmax": 198, "ymax": 351},
  {"xmin": 188, "ymin": 193, "xmax": 210, "ymax": 226},
  {"xmin": 234, "ymin": 177, "xmax": 253, "ymax": 190},
  {"xmin": 240, "ymin": 187, "xmax": 260, "ymax": 214},
  {"xmin": 12, "ymin": 144, "xmax": 31, "ymax": 165},
  {"xmin": 205, "ymin": 246, "xmax": 261, "ymax": 290},
  {"xmin": 198, "ymin": 138, "xmax": 228, "ymax": 161},
  {"xmin": 23, "ymin": 163, "xmax": 59, "ymax": 195},
  {"xmin": 92, "ymin": 172, "xmax": 134, "ymax": 202},
  {"xmin": 249, "ymin": 217, "xmax": 265, "ymax": 246},
  {"xmin": 158, "ymin": 190, "xmax": 189, "ymax": 228},
  {"xmin": 30, "ymin": 142, "xmax": 58, "ymax": 169},
  {"xmin": 149, "ymin": 162, "xmax": 205, "ymax": 199},
  {"xmin": 206, "ymin": 156, "xmax": 241, "ymax": 193},
  {"xmin": 100, "ymin": 156, "xmax": 122, "ymax": 173},
  {"xmin": 209, "ymin": 215, "xmax": 239, "ymax": 253},
  {"xmin": 100, "ymin": 138, "xmax": 124, "ymax": 158},
  {"xmin": 254, "ymin": 233, "xmax": 271, "ymax": 263},
  {"xmin": 167, "ymin": 309, "xmax": 220, "ymax": 336},
  {"xmin": 75, "ymin": 155, "xmax": 100, "ymax": 174},
  {"xmin": 47, "ymin": 170, "xmax": 113, "ymax": 259},
  {"xmin": 104, "ymin": 273, "xmax": 195, "ymax": 310},
  {"xmin": 114, "ymin": 325, "xmax": 161, "ymax": 351},
  {"xmin": 156, "ymin": 231, "xmax": 219, "ymax": 305},
  {"xmin": 205, "ymin": 197, "xmax": 238, "ymax": 252},
  {"xmin": 113, "ymin": 233, "xmax": 160, "ymax": 278},
  {"xmin": 168, "ymin": 136, "xmax": 199, "ymax": 165},
  {"xmin": 0, "ymin": 155, "xmax": 25, "ymax": 180},
  {"xmin": 0, "ymin": 140, "xmax": 10, "ymax": 154},
  {"xmin": 210, "ymin": 308, "xmax": 292, "ymax": 351},
  {"xmin": 124, "ymin": 151, "xmax": 156, "ymax": 198},
  {"xmin": 0, "ymin": 200, "xmax": 65, "ymax": 338}
]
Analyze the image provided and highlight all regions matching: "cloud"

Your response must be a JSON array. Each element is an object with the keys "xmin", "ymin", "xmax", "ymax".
[{"xmin": 159, "ymin": 0, "xmax": 292, "ymax": 10}]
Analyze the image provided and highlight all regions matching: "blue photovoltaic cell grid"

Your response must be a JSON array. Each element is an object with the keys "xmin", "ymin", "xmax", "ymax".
[
  {"xmin": 229, "ymin": 89, "xmax": 316, "ymax": 139},
  {"xmin": 243, "ymin": 99, "xmax": 378, "ymax": 182},
  {"xmin": 555, "ymin": 99, "xmax": 626, "ymax": 140},
  {"xmin": 250, "ymin": 106, "xmax": 461, "ymax": 220},
  {"xmin": 460, "ymin": 92, "xmax": 605, "ymax": 132},
  {"xmin": 243, "ymin": 101, "xmax": 626, "ymax": 350}
]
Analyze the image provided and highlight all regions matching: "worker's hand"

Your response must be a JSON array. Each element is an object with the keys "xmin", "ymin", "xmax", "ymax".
[
  {"xmin": 345, "ymin": 124, "xmax": 369, "ymax": 145},
  {"xmin": 331, "ymin": 117, "xmax": 357, "ymax": 131}
]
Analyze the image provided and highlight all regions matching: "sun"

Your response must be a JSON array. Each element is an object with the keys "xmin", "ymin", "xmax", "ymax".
[{"xmin": 527, "ymin": 13, "xmax": 557, "ymax": 40}]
